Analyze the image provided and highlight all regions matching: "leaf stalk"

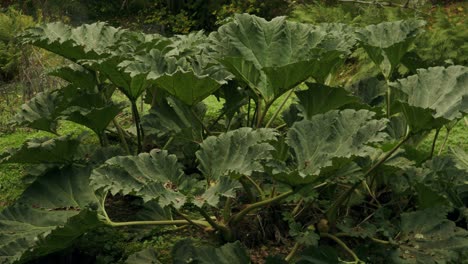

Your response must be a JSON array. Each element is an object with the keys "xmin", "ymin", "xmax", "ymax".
[
  {"xmin": 320, "ymin": 233, "xmax": 361, "ymax": 263},
  {"xmin": 265, "ymin": 88, "xmax": 295, "ymax": 128},
  {"xmin": 326, "ymin": 133, "xmax": 411, "ymax": 224},
  {"xmin": 229, "ymin": 190, "xmax": 294, "ymax": 225}
]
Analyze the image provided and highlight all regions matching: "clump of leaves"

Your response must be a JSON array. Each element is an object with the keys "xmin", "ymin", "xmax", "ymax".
[{"xmin": 0, "ymin": 14, "xmax": 467, "ymax": 264}]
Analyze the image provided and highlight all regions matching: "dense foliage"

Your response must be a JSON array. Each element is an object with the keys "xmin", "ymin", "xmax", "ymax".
[
  {"xmin": 0, "ymin": 8, "xmax": 34, "ymax": 83},
  {"xmin": 0, "ymin": 13, "xmax": 467, "ymax": 263}
]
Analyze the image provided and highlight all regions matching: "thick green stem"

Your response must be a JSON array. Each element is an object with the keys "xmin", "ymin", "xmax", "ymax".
[
  {"xmin": 265, "ymin": 88, "xmax": 295, "ymax": 128},
  {"xmin": 285, "ymin": 242, "xmax": 301, "ymax": 262},
  {"xmin": 208, "ymin": 108, "xmax": 228, "ymax": 131},
  {"xmin": 107, "ymin": 220, "xmax": 210, "ymax": 227},
  {"xmin": 250, "ymin": 99, "xmax": 259, "ymax": 127},
  {"xmin": 162, "ymin": 136, "xmax": 174, "ymax": 150},
  {"xmin": 131, "ymin": 101, "xmax": 143, "ymax": 153},
  {"xmin": 257, "ymin": 101, "xmax": 274, "ymax": 128},
  {"xmin": 173, "ymin": 208, "xmax": 206, "ymax": 230},
  {"xmin": 326, "ymin": 133, "xmax": 411, "ymax": 224},
  {"xmin": 381, "ymin": 67, "xmax": 394, "ymax": 118},
  {"xmin": 246, "ymin": 97, "xmax": 251, "ymax": 127},
  {"xmin": 320, "ymin": 233, "xmax": 361, "ymax": 262},
  {"xmin": 230, "ymin": 190, "xmax": 294, "ymax": 225},
  {"xmin": 223, "ymin": 197, "xmax": 233, "ymax": 222},
  {"xmin": 255, "ymin": 100, "xmax": 263, "ymax": 128},
  {"xmin": 191, "ymin": 108, "xmax": 210, "ymax": 136},
  {"xmin": 239, "ymin": 178, "xmax": 256, "ymax": 203},
  {"xmin": 429, "ymin": 128, "xmax": 441, "ymax": 159},
  {"xmin": 244, "ymin": 175, "xmax": 265, "ymax": 198},
  {"xmin": 196, "ymin": 207, "xmax": 226, "ymax": 231},
  {"xmin": 107, "ymin": 219, "xmax": 210, "ymax": 227},
  {"xmin": 291, "ymin": 198, "xmax": 303, "ymax": 217},
  {"xmin": 438, "ymin": 127, "xmax": 452, "ymax": 155},
  {"xmin": 196, "ymin": 207, "xmax": 233, "ymax": 241},
  {"xmin": 386, "ymin": 84, "xmax": 391, "ymax": 117},
  {"xmin": 101, "ymin": 192, "xmax": 210, "ymax": 228},
  {"xmin": 112, "ymin": 119, "xmax": 131, "ymax": 155}
]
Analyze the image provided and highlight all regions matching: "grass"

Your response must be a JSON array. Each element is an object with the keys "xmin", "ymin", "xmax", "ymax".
[{"xmin": 419, "ymin": 119, "xmax": 468, "ymax": 155}]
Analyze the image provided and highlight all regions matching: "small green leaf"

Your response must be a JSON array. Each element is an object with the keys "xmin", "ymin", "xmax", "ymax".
[{"xmin": 196, "ymin": 177, "xmax": 242, "ymax": 208}]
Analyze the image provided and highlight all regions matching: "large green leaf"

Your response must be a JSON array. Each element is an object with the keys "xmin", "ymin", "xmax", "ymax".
[
  {"xmin": 21, "ymin": 22, "xmax": 154, "ymax": 102},
  {"xmin": 0, "ymin": 135, "xmax": 81, "ymax": 164},
  {"xmin": 11, "ymin": 91, "xmax": 63, "ymax": 133},
  {"xmin": 0, "ymin": 208, "xmax": 100, "ymax": 264},
  {"xmin": 416, "ymin": 154, "xmax": 468, "ymax": 208},
  {"xmin": 11, "ymin": 84, "xmax": 123, "ymax": 135},
  {"xmin": 211, "ymin": 14, "xmax": 354, "ymax": 102},
  {"xmin": 393, "ymin": 207, "xmax": 468, "ymax": 263},
  {"xmin": 346, "ymin": 77, "xmax": 387, "ymax": 106},
  {"xmin": 126, "ymin": 247, "xmax": 162, "ymax": 264},
  {"xmin": 0, "ymin": 165, "xmax": 101, "ymax": 264},
  {"xmin": 20, "ymin": 22, "xmax": 127, "ymax": 61},
  {"xmin": 296, "ymin": 245, "xmax": 340, "ymax": 264},
  {"xmin": 48, "ymin": 64, "xmax": 97, "ymax": 91},
  {"xmin": 141, "ymin": 96, "xmax": 205, "ymax": 142},
  {"xmin": 296, "ymin": 83, "xmax": 359, "ymax": 119},
  {"xmin": 83, "ymin": 56, "xmax": 150, "ymax": 102},
  {"xmin": 61, "ymin": 103, "xmax": 124, "ymax": 135},
  {"xmin": 392, "ymin": 66, "xmax": 468, "ymax": 133},
  {"xmin": 91, "ymin": 150, "xmax": 187, "ymax": 209},
  {"xmin": 451, "ymin": 147, "xmax": 468, "ymax": 170},
  {"xmin": 286, "ymin": 110, "xmax": 388, "ymax": 181},
  {"xmin": 121, "ymin": 50, "xmax": 231, "ymax": 105},
  {"xmin": 17, "ymin": 166, "xmax": 99, "ymax": 208},
  {"xmin": 163, "ymin": 30, "xmax": 210, "ymax": 58},
  {"xmin": 196, "ymin": 128, "xmax": 277, "ymax": 182},
  {"xmin": 310, "ymin": 23, "xmax": 357, "ymax": 83},
  {"xmin": 172, "ymin": 240, "xmax": 251, "ymax": 264},
  {"xmin": 356, "ymin": 20, "xmax": 425, "ymax": 78}
]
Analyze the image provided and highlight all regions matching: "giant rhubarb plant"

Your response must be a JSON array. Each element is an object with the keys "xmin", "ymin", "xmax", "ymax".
[{"xmin": 0, "ymin": 15, "xmax": 467, "ymax": 263}]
